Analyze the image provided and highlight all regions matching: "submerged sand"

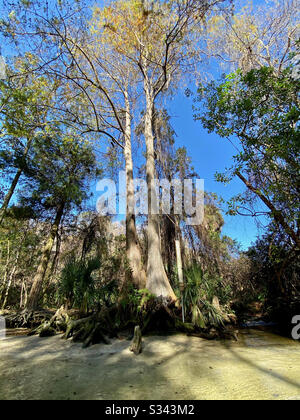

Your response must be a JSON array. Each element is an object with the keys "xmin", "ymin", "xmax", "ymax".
[{"xmin": 0, "ymin": 329, "xmax": 299, "ymax": 400}]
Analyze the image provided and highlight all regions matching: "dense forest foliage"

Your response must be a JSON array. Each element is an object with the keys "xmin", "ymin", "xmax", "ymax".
[{"xmin": 0, "ymin": 0, "xmax": 299, "ymax": 344}]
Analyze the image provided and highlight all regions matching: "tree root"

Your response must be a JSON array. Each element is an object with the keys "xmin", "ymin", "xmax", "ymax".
[
  {"xmin": 63, "ymin": 316, "xmax": 93, "ymax": 340},
  {"xmin": 4, "ymin": 296, "xmax": 238, "ymax": 348},
  {"xmin": 28, "ymin": 306, "xmax": 69, "ymax": 337},
  {"xmin": 5, "ymin": 309, "xmax": 54, "ymax": 329},
  {"xmin": 62, "ymin": 314, "xmax": 111, "ymax": 348}
]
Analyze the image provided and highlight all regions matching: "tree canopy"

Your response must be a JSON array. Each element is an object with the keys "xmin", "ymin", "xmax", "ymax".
[{"xmin": 195, "ymin": 62, "xmax": 300, "ymax": 248}]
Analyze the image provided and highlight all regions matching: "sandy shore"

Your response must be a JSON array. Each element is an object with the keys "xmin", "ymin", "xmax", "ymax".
[{"xmin": 0, "ymin": 330, "xmax": 299, "ymax": 400}]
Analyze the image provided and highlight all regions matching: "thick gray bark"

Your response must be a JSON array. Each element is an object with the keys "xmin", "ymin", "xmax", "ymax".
[{"xmin": 144, "ymin": 84, "xmax": 176, "ymax": 300}]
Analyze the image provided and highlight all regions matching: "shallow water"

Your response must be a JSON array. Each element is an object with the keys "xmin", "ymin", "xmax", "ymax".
[{"xmin": 0, "ymin": 329, "xmax": 299, "ymax": 400}]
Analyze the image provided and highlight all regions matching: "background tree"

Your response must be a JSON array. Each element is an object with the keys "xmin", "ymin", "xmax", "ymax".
[
  {"xmin": 0, "ymin": 217, "xmax": 42, "ymax": 309},
  {"xmin": 96, "ymin": 0, "xmax": 225, "ymax": 300},
  {"xmin": 195, "ymin": 63, "xmax": 300, "ymax": 249},
  {"xmin": 0, "ymin": 61, "xmax": 55, "ymax": 225},
  {"xmin": 246, "ymin": 226, "xmax": 300, "ymax": 333}
]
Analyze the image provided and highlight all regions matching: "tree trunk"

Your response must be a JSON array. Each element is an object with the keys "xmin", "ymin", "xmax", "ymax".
[
  {"xmin": 124, "ymin": 90, "xmax": 147, "ymax": 289},
  {"xmin": 2, "ymin": 262, "xmax": 18, "ymax": 310},
  {"xmin": 175, "ymin": 239, "xmax": 184, "ymax": 288},
  {"xmin": 26, "ymin": 202, "xmax": 65, "ymax": 311},
  {"xmin": 42, "ymin": 229, "xmax": 61, "ymax": 299},
  {"xmin": 144, "ymin": 84, "xmax": 176, "ymax": 301},
  {"xmin": 20, "ymin": 280, "xmax": 28, "ymax": 309},
  {"xmin": 2, "ymin": 248, "xmax": 20, "ymax": 310},
  {"xmin": 0, "ymin": 137, "xmax": 33, "ymax": 226},
  {"xmin": 236, "ymin": 171, "xmax": 300, "ymax": 249}
]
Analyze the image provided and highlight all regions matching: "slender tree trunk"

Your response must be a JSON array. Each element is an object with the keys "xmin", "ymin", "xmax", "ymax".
[
  {"xmin": 2, "ymin": 275, "xmax": 13, "ymax": 310},
  {"xmin": 0, "ymin": 169, "xmax": 23, "ymax": 226},
  {"xmin": 144, "ymin": 84, "xmax": 176, "ymax": 301},
  {"xmin": 0, "ymin": 137, "xmax": 33, "ymax": 226},
  {"xmin": 20, "ymin": 280, "xmax": 27, "ymax": 309},
  {"xmin": 42, "ymin": 229, "xmax": 62, "ymax": 299},
  {"xmin": 2, "ymin": 251, "xmax": 19, "ymax": 310},
  {"xmin": 175, "ymin": 238, "xmax": 184, "ymax": 289},
  {"xmin": 0, "ymin": 239, "xmax": 10, "ymax": 305},
  {"xmin": 26, "ymin": 202, "xmax": 65, "ymax": 311},
  {"xmin": 1, "ymin": 227, "xmax": 27, "ymax": 309},
  {"xmin": 124, "ymin": 90, "xmax": 147, "ymax": 289}
]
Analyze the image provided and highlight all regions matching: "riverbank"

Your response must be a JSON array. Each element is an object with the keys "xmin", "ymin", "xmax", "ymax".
[{"xmin": 0, "ymin": 330, "xmax": 299, "ymax": 400}]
